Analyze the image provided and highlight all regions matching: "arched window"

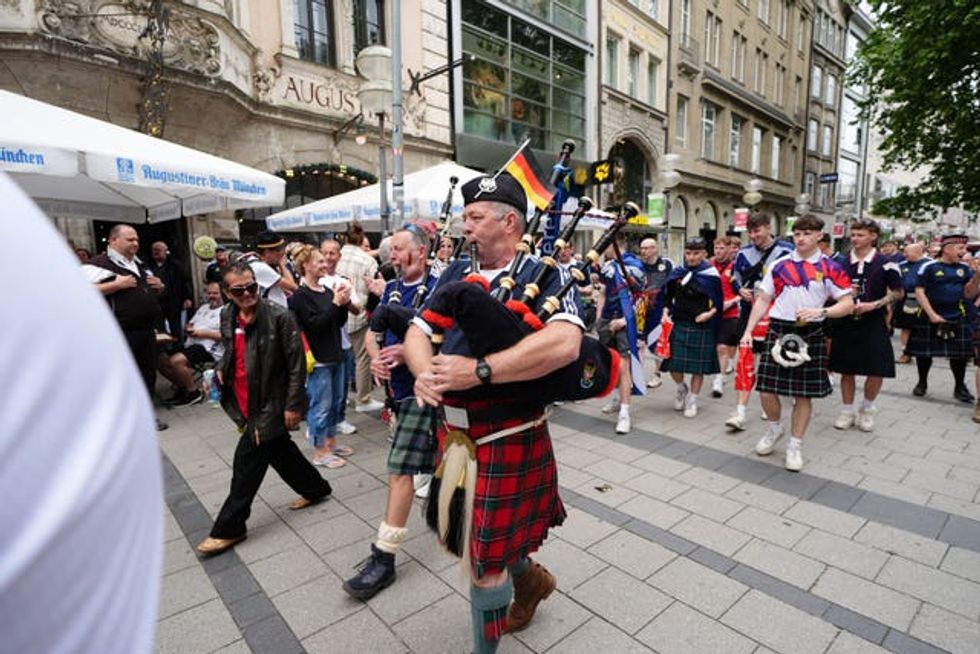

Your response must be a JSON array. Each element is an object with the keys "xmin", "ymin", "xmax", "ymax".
[{"xmin": 608, "ymin": 138, "xmax": 652, "ymax": 208}]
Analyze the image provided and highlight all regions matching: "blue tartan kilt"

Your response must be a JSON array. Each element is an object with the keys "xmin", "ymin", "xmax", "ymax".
[
  {"xmin": 662, "ymin": 321, "xmax": 720, "ymax": 375},
  {"xmin": 756, "ymin": 319, "xmax": 831, "ymax": 398},
  {"xmin": 907, "ymin": 319, "xmax": 973, "ymax": 360}
]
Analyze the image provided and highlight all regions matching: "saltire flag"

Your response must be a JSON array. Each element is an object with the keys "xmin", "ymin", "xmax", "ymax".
[
  {"xmin": 613, "ymin": 263, "xmax": 646, "ymax": 395},
  {"xmin": 505, "ymin": 143, "xmax": 557, "ymax": 211},
  {"xmin": 540, "ymin": 162, "xmax": 572, "ymax": 256}
]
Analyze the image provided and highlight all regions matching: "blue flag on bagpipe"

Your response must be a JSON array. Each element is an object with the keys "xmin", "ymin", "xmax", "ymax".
[
  {"xmin": 540, "ymin": 163, "xmax": 572, "ymax": 257},
  {"xmin": 612, "ymin": 261, "xmax": 647, "ymax": 396}
]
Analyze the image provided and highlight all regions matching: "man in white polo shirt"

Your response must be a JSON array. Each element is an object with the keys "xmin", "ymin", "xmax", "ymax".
[
  {"xmin": 740, "ymin": 214, "xmax": 854, "ymax": 472},
  {"xmin": 249, "ymin": 230, "xmax": 298, "ymax": 308}
]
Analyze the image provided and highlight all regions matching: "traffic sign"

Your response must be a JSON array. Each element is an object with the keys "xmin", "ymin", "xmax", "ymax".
[{"xmin": 819, "ymin": 172, "xmax": 839, "ymax": 184}]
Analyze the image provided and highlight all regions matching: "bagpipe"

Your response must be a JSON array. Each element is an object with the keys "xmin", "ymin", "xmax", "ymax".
[
  {"xmin": 419, "ymin": 202, "xmax": 634, "ymax": 559},
  {"xmin": 491, "ymin": 139, "xmax": 576, "ymax": 303}
]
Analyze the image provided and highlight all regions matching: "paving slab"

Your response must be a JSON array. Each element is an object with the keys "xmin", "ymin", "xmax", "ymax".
[
  {"xmin": 635, "ymin": 601, "xmax": 757, "ymax": 654},
  {"xmin": 648, "ymin": 556, "xmax": 749, "ymax": 618},
  {"xmin": 720, "ymin": 590, "xmax": 839, "ymax": 654}
]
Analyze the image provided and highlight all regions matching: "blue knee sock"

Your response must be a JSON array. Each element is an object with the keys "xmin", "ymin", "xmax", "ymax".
[{"xmin": 470, "ymin": 579, "xmax": 513, "ymax": 654}]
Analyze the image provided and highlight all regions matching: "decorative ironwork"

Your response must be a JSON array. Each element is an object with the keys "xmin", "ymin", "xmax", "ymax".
[{"xmin": 136, "ymin": 0, "xmax": 169, "ymax": 136}]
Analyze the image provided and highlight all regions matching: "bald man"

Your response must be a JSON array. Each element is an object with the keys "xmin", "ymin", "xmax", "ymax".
[{"xmin": 894, "ymin": 242, "xmax": 929, "ymax": 364}]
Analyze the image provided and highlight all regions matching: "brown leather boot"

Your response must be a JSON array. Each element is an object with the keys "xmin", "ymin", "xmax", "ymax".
[
  {"xmin": 505, "ymin": 559, "xmax": 556, "ymax": 632},
  {"xmin": 973, "ymin": 400, "xmax": 980, "ymax": 424}
]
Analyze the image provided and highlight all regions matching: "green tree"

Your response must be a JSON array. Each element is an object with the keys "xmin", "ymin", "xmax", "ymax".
[{"xmin": 850, "ymin": 1, "xmax": 980, "ymax": 217}]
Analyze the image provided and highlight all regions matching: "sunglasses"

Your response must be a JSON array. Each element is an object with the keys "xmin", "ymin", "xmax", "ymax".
[{"xmin": 226, "ymin": 282, "xmax": 259, "ymax": 297}]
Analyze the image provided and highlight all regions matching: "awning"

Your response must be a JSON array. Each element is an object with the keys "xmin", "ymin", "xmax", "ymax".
[{"xmin": 0, "ymin": 90, "xmax": 285, "ymax": 223}]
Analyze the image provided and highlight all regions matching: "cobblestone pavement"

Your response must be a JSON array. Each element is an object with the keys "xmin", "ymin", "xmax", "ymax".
[{"xmin": 156, "ymin": 355, "xmax": 980, "ymax": 654}]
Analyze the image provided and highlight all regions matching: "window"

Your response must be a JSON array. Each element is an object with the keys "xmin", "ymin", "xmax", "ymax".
[
  {"xmin": 729, "ymin": 115, "xmax": 743, "ymax": 167},
  {"xmin": 294, "ymin": 0, "xmax": 336, "ymax": 66},
  {"xmin": 825, "ymin": 74, "xmax": 837, "ymax": 106},
  {"xmin": 760, "ymin": 53, "xmax": 769, "ymax": 97},
  {"xmin": 774, "ymin": 63, "xmax": 785, "ymax": 106},
  {"xmin": 778, "ymin": 0, "xmax": 789, "ymax": 39},
  {"xmin": 753, "ymin": 48, "xmax": 763, "ymax": 94},
  {"xmin": 811, "ymin": 65, "xmax": 822, "ymax": 98},
  {"xmin": 841, "ymin": 96, "xmax": 862, "ymax": 152},
  {"xmin": 703, "ymin": 11, "xmax": 722, "ymax": 67},
  {"xmin": 353, "ymin": 0, "xmax": 385, "ymax": 55},
  {"xmin": 805, "ymin": 171, "xmax": 816, "ymax": 201},
  {"xmin": 771, "ymin": 135, "xmax": 782, "ymax": 179},
  {"xmin": 751, "ymin": 126, "xmax": 764, "ymax": 174},
  {"xmin": 605, "ymin": 35, "xmax": 620, "ymax": 88},
  {"xmin": 820, "ymin": 181, "xmax": 833, "ymax": 208},
  {"xmin": 797, "ymin": 11, "xmax": 806, "ymax": 52},
  {"xmin": 680, "ymin": 0, "xmax": 691, "ymax": 45},
  {"xmin": 794, "ymin": 76, "xmax": 802, "ymax": 113},
  {"xmin": 758, "ymin": 0, "xmax": 770, "ymax": 24},
  {"xmin": 701, "ymin": 102, "xmax": 717, "ymax": 160},
  {"xmin": 676, "ymin": 95, "xmax": 689, "ymax": 147},
  {"xmin": 808, "ymin": 119, "xmax": 818, "ymax": 151},
  {"xmin": 647, "ymin": 58, "xmax": 660, "ymax": 106},
  {"xmin": 731, "ymin": 31, "xmax": 747, "ymax": 82},
  {"xmin": 628, "ymin": 47, "xmax": 640, "ymax": 97},
  {"xmin": 504, "ymin": 0, "xmax": 587, "ymax": 38},
  {"xmin": 838, "ymin": 158, "xmax": 858, "ymax": 203},
  {"xmin": 462, "ymin": 1, "xmax": 588, "ymax": 150},
  {"xmin": 822, "ymin": 124, "xmax": 833, "ymax": 156},
  {"xmin": 628, "ymin": 0, "xmax": 659, "ymax": 20}
]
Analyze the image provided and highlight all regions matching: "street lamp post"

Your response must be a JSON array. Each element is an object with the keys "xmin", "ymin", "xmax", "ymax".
[
  {"xmin": 743, "ymin": 177, "xmax": 764, "ymax": 211},
  {"xmin": 355, "ymin": 46, "xmax": 394, "ymax": 235},
  {"xmin": 659, "ymin": 153, "xmax": 682, "ymax": 257}
]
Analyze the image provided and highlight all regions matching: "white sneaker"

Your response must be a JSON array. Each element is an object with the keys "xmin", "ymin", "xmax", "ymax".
[
  {"xmin": 336, "ymin": 420, "xmax": 357, "ymax": 435},
  {"xmin": 724, "ymin": 361, "xmax": 734, "ymax": 375},
  {"xmin": 601, "ymin": 399, "xmax": 621, "ymax": 414},
  {"xmin": 683, "ymin": 396, "xmax": 698, "ymax": 418},
  {"xmin": 856, "ymin": 409, "xmax": 875, "ymax": 432},
  {"xmin": 673, "ymin": 384, "xmax": 688, "ymax": 411},
  {"xmin": 711, "ymin": 375, "xmax": 724, "ymax": 398},
  {"xmin": 725, "ymin": 411, "xmax": 747, "ymax": 431},
  {"xmin": 755, "ymin": 425, "xmax": 784, "ymax": 456},
  {"xmin": 785, "ymin": 446, "xmax": 804, "ymax": 471},
  {"xmin": 615, "ymin": 412, "xmax": 631, "ymax": 434},
  {"xmin": 355, "ymin": 399, "xmax": 384, "ymax": 413},
  {"xmin": 833, "ymin": 411, "xmax": 855, "ymax": 430},
  {"xmin": 646, "ymin": 374, "xmax": 663, "ymax": 389}
]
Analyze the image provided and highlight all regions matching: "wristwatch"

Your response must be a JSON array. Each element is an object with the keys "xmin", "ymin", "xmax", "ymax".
[{"xmin": 475, "ymin": 357, "xmax": 493, "ymax": 386}]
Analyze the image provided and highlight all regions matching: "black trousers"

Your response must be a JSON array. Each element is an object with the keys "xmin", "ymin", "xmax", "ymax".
[
  {"xmin": 123, "ymin": 328, "xmax": 157, "ymax": 395},
  {"xmin": 211, "ymin": 434, "xmax": 332, "ymax": 538}
]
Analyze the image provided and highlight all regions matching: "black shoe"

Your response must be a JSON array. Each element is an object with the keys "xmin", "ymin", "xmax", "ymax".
[
  {"xmin": 343, "ymin": 544, "xmax": 396, "ymax": 600},
  {"xmin": 171, "ymin": 390, "xmax": 204, "ymax": 407},
  {"xmin": 912, "ymin": 383, "xmax": 927, "ymax": 397},
  {"xmin": 954, "ymin": 387, "xmax": 975, "ymax": 403}
]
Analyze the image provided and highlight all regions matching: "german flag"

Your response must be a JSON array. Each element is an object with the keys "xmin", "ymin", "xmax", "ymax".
[{"xmin": 505, "ymin": 145, "xmax": 557, "ymax": 211}]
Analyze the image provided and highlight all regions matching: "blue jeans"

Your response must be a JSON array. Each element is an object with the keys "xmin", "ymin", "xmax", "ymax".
[
  {"xmin": 306, "ymin": 363, "xmax": 345, "ymax": 447},
  {"xmin": 338, "ymin": 347, "xmax": 354, "ymax": 422}
]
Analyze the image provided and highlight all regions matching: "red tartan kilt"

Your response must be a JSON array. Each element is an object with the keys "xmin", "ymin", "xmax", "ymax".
[{"xmin": 438, "ymin": 397, "xmax": 566, "ymax": 578}]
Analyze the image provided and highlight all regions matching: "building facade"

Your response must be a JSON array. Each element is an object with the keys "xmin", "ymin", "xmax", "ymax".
[
  {"xmin": 598, "ymin": 0, "xmax": 669, "ymax": 225},
  {"xmin": 663, "ymin": 0, "xmax": 813, "ymax": 257},
  {"xmin": 802, "ymin": 0, "xmax": 846, "ymax": 229},
  {"xmin": 450, "ymin": 0, "xmax": 598, "ymax": 170},
  {"xmin": 835, "ymin": 2, "xmax": 871, "ymax": 229},
  {"xmin": 0, "ymin": 0, "xmax": 453, "ymax": 276}
]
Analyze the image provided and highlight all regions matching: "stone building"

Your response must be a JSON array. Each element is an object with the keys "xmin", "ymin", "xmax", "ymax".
[
  {"xmin": 665, "ymin": 0, "xmax": 813, "ymax": 254},
  {"xmin": 598, "ymin": 0, "xmax": 668, "ymax": 230},
  {"xmin": 802, "ymin": 0, "xmax": 847, "ymax": 229},
  {"xmin": 0, "ymin": 0, "xmax": 453, "ymax": 276}
]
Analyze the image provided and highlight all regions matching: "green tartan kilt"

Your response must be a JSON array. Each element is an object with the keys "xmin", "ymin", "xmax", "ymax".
[
  {"xmin": 386, "ymin": 398, "xmax": 438, "ymax": 475},
  {"xmin": 662, "ymin": 321, "xmax": 720, "ymax": 375}
]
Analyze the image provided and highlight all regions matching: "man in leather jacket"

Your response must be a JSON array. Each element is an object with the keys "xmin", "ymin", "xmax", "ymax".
[{"xmin": 197, "ymin": 262, "xmax": 333, "ymax": 556}]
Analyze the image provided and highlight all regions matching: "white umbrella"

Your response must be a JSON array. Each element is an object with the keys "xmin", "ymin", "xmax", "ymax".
[
  {"xmin": 266, "ymin": 161, "xmax": 483, "ymax": 232},
  {"xmin": 0, "ymin": 90, "xmax": 285, "ymax": 223}
]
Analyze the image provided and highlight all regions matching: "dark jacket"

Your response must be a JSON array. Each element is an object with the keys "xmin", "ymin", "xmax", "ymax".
[
  {"xmin": 218, "ymin": 299, "xmax": 306, "ymax": 444},
  {"xmin": 147, "ymin": 257, "xmax": 192, "ymax": 313},
  {"xmin": 288, "ymin": 285, "xmax": 348, "ymax": 365},
  {"xmin": 90, "ymin": 253, "xmax": 162, "ymax": 331}
]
